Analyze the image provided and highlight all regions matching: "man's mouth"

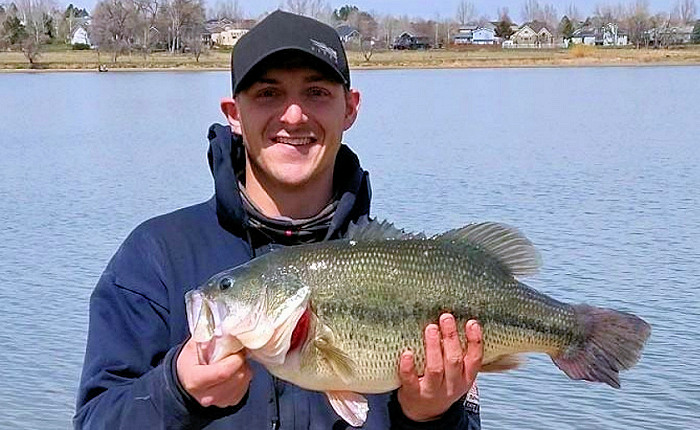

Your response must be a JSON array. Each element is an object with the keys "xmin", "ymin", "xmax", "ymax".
[{"xmin": 273, "ymin": 136, "xmax": 316, "ymax": 146}]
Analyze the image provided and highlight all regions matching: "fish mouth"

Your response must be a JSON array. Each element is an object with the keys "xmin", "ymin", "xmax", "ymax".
[{"xmin": 185, "ymin": 290, "xmax": 228, "ymax": 342}]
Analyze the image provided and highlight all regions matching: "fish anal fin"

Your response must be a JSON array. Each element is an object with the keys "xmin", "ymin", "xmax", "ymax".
[
  {"xmin": 325, "ymin": 390, "xmax": 368, "ymax": 427},
  {"xmin": 481, "ymin": 354, "xmax": 526, "ymax": 372}
]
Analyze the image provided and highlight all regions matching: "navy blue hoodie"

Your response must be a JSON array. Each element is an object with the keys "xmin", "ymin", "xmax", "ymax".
[{"xmin": 74, "ymin": 125, "xmax": 480, "ymax": 429}]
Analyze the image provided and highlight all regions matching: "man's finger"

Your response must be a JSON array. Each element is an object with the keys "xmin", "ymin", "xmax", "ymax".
[
  {"xmin": 463, "ymin": 320, "xmax": 483, "ymax": 383},
  {"xmin": 398, "ymin": 349, "xmax": 419, "ymax": 390},
  {"xmin": 439, "ymin": 313, "xmax": 464, "ymax": 393},
  {"xmin": 194, "ymin": 351, "xmax": 248, "ymax": 389},
  {"xmin": 422, "ymin": 324, "xmax": 444, "ymax": 394}
]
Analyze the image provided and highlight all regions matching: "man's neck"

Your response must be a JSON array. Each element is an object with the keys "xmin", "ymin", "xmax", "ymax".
[{"xmin": 243, "ymin": 169, "xmax": 334, "ymax": 220}]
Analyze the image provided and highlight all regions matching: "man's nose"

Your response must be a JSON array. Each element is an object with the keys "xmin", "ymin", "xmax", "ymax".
[{"xmin": 280, "ymin": 102, "xmax": 308, "ymax": 125}]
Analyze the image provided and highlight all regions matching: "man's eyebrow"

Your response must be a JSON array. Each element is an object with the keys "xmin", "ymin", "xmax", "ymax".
[{"xmin": 252, "ymin": 73, "xmax": 334, "ymax": 86}]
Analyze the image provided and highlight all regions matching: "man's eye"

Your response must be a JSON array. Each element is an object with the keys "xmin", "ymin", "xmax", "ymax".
[
  {"xmin": 256, "ymin": 88, "xmax": 279, "ymax": 98},
  {"xmin": 308, "ymin": 87, "xmax": 330, "ymax": 98}
]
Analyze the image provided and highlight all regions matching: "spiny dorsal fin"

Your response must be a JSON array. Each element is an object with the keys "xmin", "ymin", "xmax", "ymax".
[
  {"xmin": 346, "ymin": 218, "xmax": 425, "ymax": 241},
  {"xmin": 435, "ymin": 222, "xmax": 541, "ymax": 277}
]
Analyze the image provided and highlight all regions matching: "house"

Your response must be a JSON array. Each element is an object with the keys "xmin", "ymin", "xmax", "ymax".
[
  {"xmin": 571, "ymin": 27, "xmax": 596, "ymax": 45},
  {"xmin": 509, "ymin": 21, "xmax": 554, "ymax": 47},
  {"xmin": 472, "ymin": 27, "xmax": 496, "ymax": 45},
  {"xmin": 453, "ymin": 24, "xmax": 477, "ymax": 44},
  {"xmin": 646, "ymin": 24, "xmax": 695, "ymax": 45},
  {"xmin": 206, "ymin": 19, "xmax": 254, "ymax": 47},
  {"xmin": 70, "ymin": 25, "xmax": 90, "ymax": 46},
  {"xmin": 392, "ymin": 32, "xmax": 431, "ymax": 50},
  {"xmin": 571, "ymin": 24, "xmax": 628, "ymax": 46},
  {"xmin": 336, "ymin": 25, "xmax": 360, "ymax": 44}
]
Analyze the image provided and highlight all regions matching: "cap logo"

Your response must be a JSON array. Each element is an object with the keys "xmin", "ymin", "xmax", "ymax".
[{"xmin": 310, "ymin": 39, "xmax": 338, "ymax": 64}]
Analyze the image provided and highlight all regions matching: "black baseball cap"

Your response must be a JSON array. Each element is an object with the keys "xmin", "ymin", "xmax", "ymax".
[{"xmin": 231, "ymin": 10, "xmax": 350, "ymax": 94}]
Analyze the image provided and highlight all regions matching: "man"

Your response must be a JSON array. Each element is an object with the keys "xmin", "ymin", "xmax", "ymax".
[{"xmin": 75, "ymin": 10, "xmax": 483, "ymax": 429}]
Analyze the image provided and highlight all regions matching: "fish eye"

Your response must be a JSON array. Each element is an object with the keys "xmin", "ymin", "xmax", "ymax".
[{"xmin": 219, "ymin": 277, "xmax": 233, "ymax": 291}]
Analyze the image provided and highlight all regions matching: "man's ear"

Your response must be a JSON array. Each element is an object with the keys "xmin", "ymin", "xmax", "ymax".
[
  {"xmin": 343, "ymin": 89, "xmax": 361, "ymax": 131},
  {"xmin": 221, "ymin": 97, "xmax": 243, "ymax": 135}
]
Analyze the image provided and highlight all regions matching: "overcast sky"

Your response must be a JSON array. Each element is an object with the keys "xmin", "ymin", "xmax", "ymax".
[{"xmin": 68, "ymin": 0, "xmax": 679, "ymax": 21}]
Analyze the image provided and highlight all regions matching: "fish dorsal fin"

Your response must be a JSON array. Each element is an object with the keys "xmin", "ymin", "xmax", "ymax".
[
  {"xmin": 325, "ymin": 390, "xmax": 369, "ymax": 427},
  {"xmin": 346, "ymin": 218, "xmax": 425, "ymax": 241},
  {"xmin": 435, "ymin": 222, "xmax": 541, "ymax": 276},
  {"xmin": 313, "ymin": 324, "xmax": 357, "ymax": 384}
]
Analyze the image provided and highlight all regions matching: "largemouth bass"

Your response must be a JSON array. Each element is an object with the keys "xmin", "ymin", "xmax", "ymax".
[{"xmin": 186, "ymin": 221, "xmax": 651, "ymax": 426}]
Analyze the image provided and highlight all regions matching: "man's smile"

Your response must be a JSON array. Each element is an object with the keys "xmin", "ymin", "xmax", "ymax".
[{"xmin": 273, "ymin": 136, "xmax": 317, "ymax": 146}]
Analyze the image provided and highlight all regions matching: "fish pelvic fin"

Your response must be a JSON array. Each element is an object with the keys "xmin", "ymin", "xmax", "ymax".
[
  {"xmin": 325, "ymin": 390, "xmax": 369, "ymax": 427},
  {"xmin": 552, "ymin": 304, "xmax": 651, "ymax": 388},
  {"xmin": 480, "ymin": 354, "xmax": 527, "ymax": 372},
  {"xmin": 435, "ymin": 222, "xmax": 541, "ymax": 277},
  {"xmin": 313, "ymin": 324, "xmax": 357, "ymax": 384}
]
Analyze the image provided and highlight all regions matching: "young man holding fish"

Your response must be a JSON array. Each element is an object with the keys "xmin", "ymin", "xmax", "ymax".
[{"xmin": 75, "ymin": 11, "xmax": 483, "ymax": 429}]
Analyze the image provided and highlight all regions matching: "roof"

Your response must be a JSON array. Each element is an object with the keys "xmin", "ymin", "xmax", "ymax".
[
  {"xmin": 523, "ymin": 20, "xmax": 550, "ymax": 33},
  {"xmin": 336, "ymin": 25, "xmax": 359, "ymax": 39}
]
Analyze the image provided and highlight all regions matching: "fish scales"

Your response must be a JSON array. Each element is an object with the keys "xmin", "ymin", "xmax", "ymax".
[{"xmin": 267, "ymin": 238, "xmax": 579, "ymax": 384}]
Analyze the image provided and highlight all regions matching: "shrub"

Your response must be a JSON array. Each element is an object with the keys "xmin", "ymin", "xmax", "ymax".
[{"xmin": 72, "ymin": 43, "xmax": 91, "ymax": 50}]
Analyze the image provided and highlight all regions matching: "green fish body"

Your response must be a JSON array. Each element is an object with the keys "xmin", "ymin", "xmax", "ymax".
[{"xmin": 186, "ymin": 221, "xmax": 651, "ymax": 426}]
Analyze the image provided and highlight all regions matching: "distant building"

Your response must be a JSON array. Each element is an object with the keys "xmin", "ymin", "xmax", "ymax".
[
  {"xmin": 571, "ymin": 23, "xmax": 628, "ymax": 46},
  {"xmin": 70, "ymin": 24, "xmax": 90, "ymax": 46},
  {"xmin": 472, "ymin": 27, "xmax": 496, "ymax": 45},
  {"xmin": 392, "ymin": 32, "xmax": 431, "ymax": 50},
  {"xmin": 509, "ymin": 21, "xmax": 554, "ymax": 47},
  {"xmin": 206, "ymin": 19, "xmax": 254, "ymax": 47},
  {"xmin": 336, "ymin": 25, "xmax": 360, "ymax": 44}
]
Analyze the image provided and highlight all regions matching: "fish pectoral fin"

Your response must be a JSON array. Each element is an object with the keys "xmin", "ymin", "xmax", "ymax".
[
  {"xmin": 480, "ymin": 353, "xmax": 526, "ymax": 372},
  {"xmin": 325, "ymin": 390, "xmax": 368, "ymax": 427},
  {"xmin": 314, "ymin": 331, "xmax": 357, "ymax": 383}
]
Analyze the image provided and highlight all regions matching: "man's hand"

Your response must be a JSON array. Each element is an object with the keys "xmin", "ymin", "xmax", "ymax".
[
  {"xmin": 176, "ymin": 337, "xmax": 252, "ymax": 408},
  {"xmin": 397, "ymin": 315, "xmax": 483, "ymax": 422}
]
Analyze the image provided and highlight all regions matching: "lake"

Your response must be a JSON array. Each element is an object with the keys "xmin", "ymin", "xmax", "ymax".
[{"xmin": 1, "ymin": 65, "xmax": 698, "ymax": 429}]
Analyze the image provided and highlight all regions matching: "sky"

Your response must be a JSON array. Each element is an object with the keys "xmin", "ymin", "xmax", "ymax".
[{"xmin": 68, "ymin": 0, "xmax": 679, "ymax": 21}]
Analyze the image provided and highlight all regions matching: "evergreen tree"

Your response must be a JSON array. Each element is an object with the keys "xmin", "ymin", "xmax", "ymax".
[
  {"xmin": 559, "ymin": 15, "xmax": 574, "ymax": 39},
  {"xmin": 495, "ymin": 19, "xmax": 514, "ymax": 39},
  {"xmin": 693, "ymin": 20, "xmax": 700, "ymax": 43}
]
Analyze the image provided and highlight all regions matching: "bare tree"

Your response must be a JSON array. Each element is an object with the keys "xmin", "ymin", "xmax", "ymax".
[
  {"xmin": 285, "ymin": 0, "xmax": 328, "ymax": 20},
  {"xmin": 15, "ymin": 0, "xmax": 56, "ymax": 44},
  {"xmin": 91, "ymin": 0, "xmax": 137, "ymax": 62},
  {"xmin": 623, "ymin": 0, "xmax": 651, "ymax": 47},
  {"xmin": 133, "ymin": 0, "xmax": 160, "ymax": 56},
  {"xmin": 673, "ymin": 0, "xmax": 697, "ymax": 25},
  {"xmin": 521, "ymin": 0, "xmax": 541, "ymax": 23},
  {"xmin": 162, "ymin": 0, "xmax": 204, "ymax": 53},
  {"xmin": 565, "ymin": 3, "xmax": 582, "ymax": 24},
  {"xmin": 209, "ymin": 0, "xmax": 242, "ymax": 21},
  {"xmin": 455, "ymin": 1, "xmax": 476, "ymax": 25},
  {"xmin": 542, "ymin": 4, "xmax": 558, "ymax": 30}
]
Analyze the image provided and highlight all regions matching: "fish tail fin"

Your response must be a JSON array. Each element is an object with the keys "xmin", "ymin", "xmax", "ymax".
[{"xmin": 552, "ymin": 304, "xmax": 651, "ymax": 388}]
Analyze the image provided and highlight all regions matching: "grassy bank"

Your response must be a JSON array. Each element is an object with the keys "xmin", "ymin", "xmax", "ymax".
[{"xmin": 2, "ymin": 45, "xmax": 700, "ymax": 71}]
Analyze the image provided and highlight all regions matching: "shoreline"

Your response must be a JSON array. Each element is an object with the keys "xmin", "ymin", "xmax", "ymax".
[{"xmin": 2, "ymin": 46, "xmax": 699, "ymax": 73}]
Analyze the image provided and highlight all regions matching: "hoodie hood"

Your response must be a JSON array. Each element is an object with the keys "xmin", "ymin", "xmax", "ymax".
[{"xmin": 206, "ymin": 123, "xmax": 371, "ymax": 247}]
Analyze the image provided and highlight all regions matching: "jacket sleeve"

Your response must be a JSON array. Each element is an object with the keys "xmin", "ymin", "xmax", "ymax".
[
  {"xmin": 73, "ymin": 228, "xmax": 241, "ymax": 429},
  {"xmin": 388, "ymin": 391, "xmax": 481, "ymax": 430}
]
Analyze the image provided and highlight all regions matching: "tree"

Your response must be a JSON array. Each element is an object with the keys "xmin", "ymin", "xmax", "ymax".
[
  {"xmin": 494, "ymin": 7, "xmax": 514, "ymax": 39},
  {"xmin": 559, "ymin": 15, "xmax": 574, "ymax": 39},
  {"xmin": 623, "ymin": 0, "xmax": 651, "ymax": 48},
  {"xmin": 692, "ymin": 19, "xmax": 700, "ymax": 43},
  {"xmin": 209, "ymin": 0, "xmax": 242, "ymax": 21},
  {"xmin": 455, "ymin": 1, "xmax": 475, "ymax": 25},
  {"xmin": 162, "ymin": 0, "xmax": 205, "ymax": 53},
  {"xmin": 133, "ymin": 0, "xmax": 160, "ymax": 56},
  {"xmin": 521, "ymin": 0, "xmax": 541, "ymax": 23},
  {"xmin": 333, "ymin": 4, "xmax": 357, "ymax": 22},
  {"xmin": 673, "ymin": 0, "xmax": 697, "ymax": 25},
  {"xmin": 285, "ymin": 0, "xmax": 327, "ymax": 20},
  {"xmin": 91, "ymin": 0, "xmax": 137, "ymax": 61}
]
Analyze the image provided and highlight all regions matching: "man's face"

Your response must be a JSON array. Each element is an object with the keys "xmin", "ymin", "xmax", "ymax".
[{"xmin": 223, "ymin": 65, "xmax": 360, "ymax": 194}]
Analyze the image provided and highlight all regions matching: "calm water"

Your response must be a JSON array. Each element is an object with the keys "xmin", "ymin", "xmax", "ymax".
[{"xmin": 1, "ymin": 66, "xmax": 698, "ymax": 429}]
